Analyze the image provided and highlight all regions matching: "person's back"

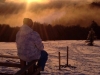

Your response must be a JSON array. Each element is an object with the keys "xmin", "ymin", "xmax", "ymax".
[
  {"xmin": 88, "ymin": 28, "xmax": 95, "ymax": 40},
  {"xmin": 87, "ymin": 28, "xmax": 95, "ymax": 46},
  {"xmin": 16, "ymin": 25, "xmax": 43, "ymax": 62}
]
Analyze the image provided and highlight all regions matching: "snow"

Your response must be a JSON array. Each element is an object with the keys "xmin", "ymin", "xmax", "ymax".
[{"xmin": 0, "ymin": 40, "xmax": 100, "ymax": 75}]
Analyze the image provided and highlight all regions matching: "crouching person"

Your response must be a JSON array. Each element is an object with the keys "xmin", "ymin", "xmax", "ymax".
[
  {"xmin": 87, "ymin": 28, "xmax": 96, "ymax": 46},
  {"xmin": 16, "ymin": 18, "xmax": 48, "ymax": 75}
]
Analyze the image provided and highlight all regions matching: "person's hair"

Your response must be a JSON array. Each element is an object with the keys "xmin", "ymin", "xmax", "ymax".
[{"xmin": 23, "ymin": 18, "xmax": 33, "ymax": 25}]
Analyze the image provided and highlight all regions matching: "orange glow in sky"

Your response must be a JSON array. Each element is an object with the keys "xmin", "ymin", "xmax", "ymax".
[
  {"xmin": 2, "ymin": 0, "xmax": 100, "ymax": 27},
  {"xmin": 6, "ymin": 0, "xmax": 50, "ymax": 4},
  {"xmin": 25, "ymin": 0, "xmax": 49, "ymax": 3}
]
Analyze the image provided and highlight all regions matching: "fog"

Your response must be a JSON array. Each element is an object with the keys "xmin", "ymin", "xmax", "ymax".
[{"xmin": 0, "ymin": 0, "xmax": 100, "ymax": 27}]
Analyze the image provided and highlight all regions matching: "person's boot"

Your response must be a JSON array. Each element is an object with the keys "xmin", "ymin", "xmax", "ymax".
[
  {"xmin": 90, "ymin": 43, "xmax": 93, "ymax": 46},
  {"xmin": 37, "ymin": 72, "xmax": 41, "ymax": 75},
  {"xmin": 33, "ymin": 66, "xmax": 42, "ymax": 75}
]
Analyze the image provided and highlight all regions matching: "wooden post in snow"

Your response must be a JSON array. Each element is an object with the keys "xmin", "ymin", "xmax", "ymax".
[
  {"xmin": 58, "ymin": 52, "xmax": 61, "ymax": 70},
  {"xmin": 67, "ymin": 46, "xmax": 69, "ymax": 66}
]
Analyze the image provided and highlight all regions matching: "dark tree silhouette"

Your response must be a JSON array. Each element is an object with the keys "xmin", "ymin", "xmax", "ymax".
[{"xmin": 0, "ymin": 21, "xmax": 100, "ymax": 42}]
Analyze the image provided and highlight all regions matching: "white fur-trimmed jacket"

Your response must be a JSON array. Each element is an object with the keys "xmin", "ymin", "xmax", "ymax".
[{"xmin": 16, "ymin": 25, "xmax": 44, "ymax": 62}]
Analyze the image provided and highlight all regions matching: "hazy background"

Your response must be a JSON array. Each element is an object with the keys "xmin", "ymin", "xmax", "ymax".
[{"xmin": 0, "ymin": 0, "xmax": 100, "ymax": 27}]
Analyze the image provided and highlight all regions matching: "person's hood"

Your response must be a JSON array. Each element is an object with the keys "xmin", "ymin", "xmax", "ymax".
[{"xmin": 19, "ymin": 24, "xmax": 33, "ymax": 35}]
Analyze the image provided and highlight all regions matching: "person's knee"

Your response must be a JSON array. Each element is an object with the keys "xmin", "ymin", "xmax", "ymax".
[
  {"xmin": 42, "ymin": 50, "xmax": 48, "ymax": 56},
  {"xmin": 45, "ymin": 51, "xmax": 48, "ymax": 56},
  {"xmin": 44, "ymin": 51, "xmax": 48, "ymax": 59}
]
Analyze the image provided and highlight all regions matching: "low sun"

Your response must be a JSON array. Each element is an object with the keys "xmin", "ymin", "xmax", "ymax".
[
  {"xmin": 6, "ymin": 0, "xmax": 49, "ymax": 4},
  {"xmin": 25, "ymin": 0, "xmax": 48, "ymax": 4}
]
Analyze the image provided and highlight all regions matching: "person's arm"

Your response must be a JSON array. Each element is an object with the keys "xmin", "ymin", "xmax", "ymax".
[
  {"xmin": 87, "ymin": 32, "xmax": 90, "ymax": 40},
  {"xmin": 32, "ymin": 31, "xmax": 44, "ymax": 50}
]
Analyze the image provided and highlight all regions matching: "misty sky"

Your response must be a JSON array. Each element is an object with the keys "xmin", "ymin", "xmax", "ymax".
[{"xmin": 0, "ymin": 0, "xmax": 100, "ymax": 27}]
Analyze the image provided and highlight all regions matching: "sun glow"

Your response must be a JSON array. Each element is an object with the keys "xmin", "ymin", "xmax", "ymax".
[
  {"xmin": 25, "ymin": 0, "xmax": 49, "ymax": 4},
  {"xmin": 6, "ymin": 0, "xmax": 49, "ymax": 4},
  {"xmin": 26, "ymin": 0, "xmax": 41, "ymax": 3}
]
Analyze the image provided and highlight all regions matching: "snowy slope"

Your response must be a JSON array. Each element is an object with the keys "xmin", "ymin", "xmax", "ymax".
[{"xmin": 0, "ymin": 40, "xmax": 100, "ymax": 75}]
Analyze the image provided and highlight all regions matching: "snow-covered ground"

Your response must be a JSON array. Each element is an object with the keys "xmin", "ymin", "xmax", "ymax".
[{"xmin": 0, "ymin": 40, "xmax": 100, "ymax": 75}]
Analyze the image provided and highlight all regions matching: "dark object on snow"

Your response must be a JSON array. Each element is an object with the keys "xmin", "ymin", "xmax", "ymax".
[{"xmin": 86, "ymin": 28, "xmax": 96, "ymax": 46}]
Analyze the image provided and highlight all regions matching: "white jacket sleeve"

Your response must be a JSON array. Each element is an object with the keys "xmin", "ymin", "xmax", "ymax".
[{"xmin": 31, "ymin": 31, "xmax": 44, "ymax": 50}]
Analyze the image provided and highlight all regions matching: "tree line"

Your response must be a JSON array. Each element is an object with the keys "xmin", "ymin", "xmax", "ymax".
[{"xmin": 0, "ymin": 21, "xmax": 100, "ymax": 42}]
